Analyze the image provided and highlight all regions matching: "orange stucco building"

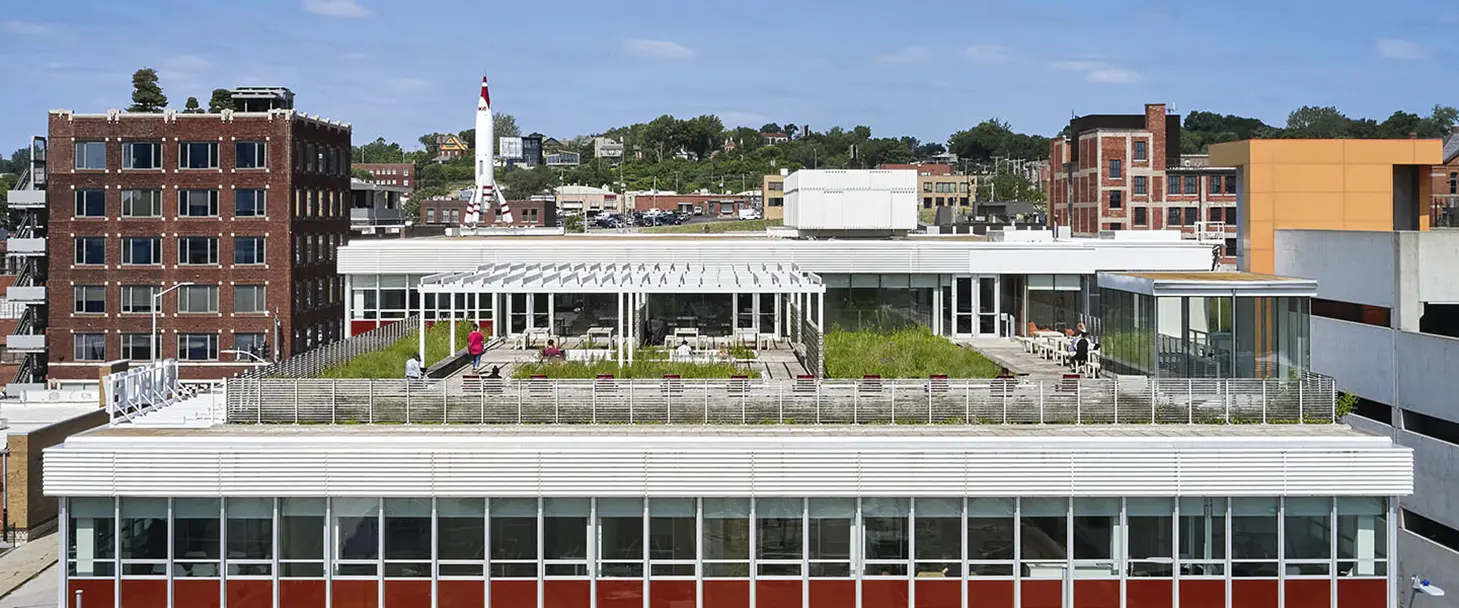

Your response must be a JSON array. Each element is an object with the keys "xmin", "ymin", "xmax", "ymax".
[{"xmin": 1209, "ymin": 139, "xmax": 1444, "ymax": 273}]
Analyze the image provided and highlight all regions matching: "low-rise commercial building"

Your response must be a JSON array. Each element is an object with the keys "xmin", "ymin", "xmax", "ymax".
[{"xmin": 352, "ymin": 163, "xmax": 415, "ymax": 189}]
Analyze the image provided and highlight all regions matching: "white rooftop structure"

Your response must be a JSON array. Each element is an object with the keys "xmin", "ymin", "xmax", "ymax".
[{"xmin": 420, "ymin": 262, "xmax": 824, "ymax": 295}]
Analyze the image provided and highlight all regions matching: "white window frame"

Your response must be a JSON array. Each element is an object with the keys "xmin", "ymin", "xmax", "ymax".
[
  {"xmin": 72, "ymin": 333, "xmax": 106, "ymax": 362},
  {"xmin": 235, "ymin": 189, "xmax": 266, "ymax": 217},
  {"xmin": 120, "ymin": 286, "xmax": 158, "ymax": 314},
  {"xmin": 236, "ymin": 141, "xmax": 267, "ymax": 169},
  {"xmin": 179, "ymin": 189, "xmax": 220, "ymax": 217},
  {"xmin": 73, "ymin": 285, "xmax": 105, "ymax": 314},
  {"xmin": 178, "ymin": 236, "xmax": 220, "ymax": 265},
  {"xmin": 234, "ymin": 285, "xmax": 267, "ymax": 314},
  {"xmin": 177, "ymin": 285, "xmax": 220, "ymax": 314},
  {"xmin": 179, "ymin": 141, "xmax": 219, "ymax": 170},
  {"xmin": 122, "ymin": 189, "xmax": 163, "ymax": 218},
  {"xmin": 121, "ymin": 238, "xmax": 162, "ymax": 266},
  {"xmin": 177, "ymin": 333, "xmax": 220, "ymax": 361},
  {"xmin": 74, "ymin": 189, "xmax": 106, "ymax": 217},
  {"xmin": 122, "ymin": 141, "xmax": 161, "ymax": 170},
  {"xmin": 234, "ymin": 237, "xmax": 266, "ymax": 265},
  {"xmin": 74, "ymin": 141, "xmax": 106, "ymax": 169},
  {"xmin": 120, "ymin": 333, "xmax": 154, "ymax": 361}
]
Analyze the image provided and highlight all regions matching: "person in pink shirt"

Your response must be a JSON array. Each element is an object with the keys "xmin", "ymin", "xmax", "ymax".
[{"xmin": 467, "ymin": 324, "xmax": 486, "ymax": 369}]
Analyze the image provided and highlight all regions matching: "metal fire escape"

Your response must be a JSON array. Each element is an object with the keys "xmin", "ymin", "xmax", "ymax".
[{"xmin": 6, "ymin": 137, "xmax": 48, "ymax": 387}]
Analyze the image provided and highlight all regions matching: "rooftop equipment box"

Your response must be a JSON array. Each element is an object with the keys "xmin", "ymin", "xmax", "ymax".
[{"xmin": 784, "ymin": 169, "xmax": 917, "ymax": 231}]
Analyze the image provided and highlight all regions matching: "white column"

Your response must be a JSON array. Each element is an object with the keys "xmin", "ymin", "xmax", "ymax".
[
  {"xmin": 617, "ymin": 292, "xmax": 625, "ymax": 367},
  {"xmin": 626, "ymin": 292, "xmax": 635, "ymax": 365},
  {"xmin": 547, "ymin": 293, "xmax": 556, "ymax": 341},
  {"xmin": 450, "ymin": 292, "xmax": 457, "ymax": 359},
  {"xmin": 1356, "ymin": 515, "xmax": 1376, "ymax": 576},
  {"xmin": 418, "ymin": 300, "xmax": 427, "ymax": 363},
  {"xmin": 473, "ymin": 292, "xmax": 481, "ymax": 336},
  {"xmin": 933, "ymin": 284, "xmax": 942, "ymax": 335},
  {"xmin": 817, "ymin": 292, "xmax": 824, "ymax": 331},
  {"xmin": 343, "ymin": 274, "xmax": 354, "ymax": 337},
  {"xmin": 731, "ymin": 293, "xmax": 739, "ymax": 331},
  {"xmin": 774, "ymin": 293, "xmax": 782, "ymax": 339}
]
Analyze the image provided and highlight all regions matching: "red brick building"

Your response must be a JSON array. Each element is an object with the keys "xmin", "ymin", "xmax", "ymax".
[
  {"xmin": 354, "ymin": 162, "xmax": 416, "ymax": 189},
  {"xmin": 878, "ymin": 163, "xmax": 955, "ymax": 176},
  {"xmin": 628, "ymin": 192, "xmax": 750, "ymax": 215},
  {"xmin": 1431, "ymin": 127, "xmax": 1459, "ymax": 226},
  {"xmin": 46, "ymin": 105, "xmax": 351, "ymax": 380},
  {"xmin": 1049, "ymin": 103, "xmax": 1238, "ymax": 261},
  {"xmin": 420, "ymin": 198, "xmax": 557, "ymax": 227}
]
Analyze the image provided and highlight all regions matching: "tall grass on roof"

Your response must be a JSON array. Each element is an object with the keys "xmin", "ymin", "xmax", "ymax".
[
  {"xmin": 512, "ymin": 359, "xmax": 760, "ymax": 379},
  {"xmin": 318, "ymin": 321, "xmax": 473, "ymax": 379},
  {"xmin": 824, "ymin": 326, "xmax": 1001, "ymax": 378}
]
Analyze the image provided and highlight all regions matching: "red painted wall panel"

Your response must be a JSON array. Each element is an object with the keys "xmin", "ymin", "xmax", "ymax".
[
  {"xmin": 965, "ymin": 580, "xmax": 1014, "ymax": 608},
  {"xmin": 438, "ymin": 580, "xmax": 485, "ymax": 608},
  {"xmin": 862, "ymin": 580, "xmax": 909, "ymax": 608},
  {"xmin": 332, "ymin": 580, "xmax": 378, "ymax": 608},
  {"xmin": 350, "ymin": 320, "xmax": 380, "ymax": 335},
  {"xmin": 120, "ymin": 579, "xmax": 167, "ymax": 608},
  {"xmin": 384, "ymin": 580, "xmax": 431, "ymax": 608},
  {"xmin": 650, "ymin": 580, "xmax": 695, "ymax": 608},
  {"xmin": 1232, "ymin": 579, "xmax": 1279, "ymax": 608},
  {"xmin": 1073, "ymin": 580, "xmax": 1119, "ymax": 608},
  {"xmin": 703, "ymin": 580, "xmax": 749, "ymax": 608},
  {"xmin": 69, "ymin": 579, "xmax": 116, "ymax": 608},
  {"xmin": 1021, "ymin": 580, "xmax": 1062, "ymax": 608},
  {"xmin": 809, "ymin": 580, "xmax": 855, "ymax": 608},
  {"xmin": 914, "ymin": 580, "xmax": 959, "ymax": 608},
  {"xmin": 280, "ymin": 580, "xmax": 326, "ymax": 608},
  {"xmin": 174, "ymin": 579, "xmax": 220, "ymax": 608},
  {"xmin": 1178, "ymin": 580, "xmax": 1225, "ymax": 608},
  {"xmin": 1287, "ymin": 580, "xmax": 1332, "ymax": 608},
  {"xmin": 1125, "ymin": 579, "xmax": 1172, "ymax": 608},
  {"xmin": 492, "ymin": 580, "xmax": 537, "ymax": 608},
  {"xmin": 227, "ymin": 580, "xmax": 273, "ymax": 608},
  {"xmin": 1338, "ymin": 579, "xmax": 1388, "ymax": 608},
  {"xmin": 545, "ymin": 580, "xmax": 591, "ymax": 608},
  {"xmin": 757, "ymin": 580, "xmax": 802, "ymax": 608}
]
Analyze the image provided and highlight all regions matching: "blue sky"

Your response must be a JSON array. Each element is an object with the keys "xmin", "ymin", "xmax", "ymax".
[{"xmin": 2, "ymin": 0, "xmax": 1455, "ymax": 151}]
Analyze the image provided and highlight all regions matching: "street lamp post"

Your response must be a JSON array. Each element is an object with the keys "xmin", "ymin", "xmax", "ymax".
[
  {"xmin": 152, "ymin": 282, "xmax": 195, "ymax": 362},
  {"xmin": 221, "ymin": 349, "xmax": 267, "ymax": 364}
]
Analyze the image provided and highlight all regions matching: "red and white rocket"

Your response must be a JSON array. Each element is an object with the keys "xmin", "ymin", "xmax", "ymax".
[{"xmin": 466, "ymin": 75, "xmax": 509, "ymax": 226}]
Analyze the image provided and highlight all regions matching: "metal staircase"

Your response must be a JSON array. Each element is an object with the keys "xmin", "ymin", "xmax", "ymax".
[{"xmin": 6, "ymin": 137, "xmax": 48, "ymax": 387}]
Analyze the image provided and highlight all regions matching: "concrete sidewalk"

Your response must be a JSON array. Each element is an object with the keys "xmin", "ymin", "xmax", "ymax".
[{"xmin": 0, "ymin": 534, "xmax": 58, "ymax": 603}]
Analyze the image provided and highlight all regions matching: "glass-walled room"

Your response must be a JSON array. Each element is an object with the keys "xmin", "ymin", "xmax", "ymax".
[
  {"xmin": 66, "ymin": 495, "xmax": 1390, "ymax": 608},
  {"xmin": 822, "ymin": 274, "xmax": 936, "ymax": 333},
  {"xmin": 1096, "ymin": 273, "xmax": 1314, "ymax": 379}
]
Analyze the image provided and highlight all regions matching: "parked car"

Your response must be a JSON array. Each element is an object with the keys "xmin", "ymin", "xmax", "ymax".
[{"xmin": 738, "ymin": 208, "xmax": 762, "ymax": 220}]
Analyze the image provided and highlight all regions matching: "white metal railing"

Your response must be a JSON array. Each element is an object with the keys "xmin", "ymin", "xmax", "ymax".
[
  {"xmin": 103, "ymin": 360, "xmax": 182, "ymax": 424},
  {"xmin": 223, "ymin": 375, "xmax": 1336, "ymax": 425},
  {"xmin": 237, "ymin": 316, "xmax": 418, "ymax": 379}
]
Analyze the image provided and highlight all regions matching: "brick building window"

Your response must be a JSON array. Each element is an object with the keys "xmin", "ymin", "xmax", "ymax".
[
  {"xmin": 234, "ymin": 334, "xmax": 267, "ymax": 359},
  {"xmin": 75, "ymin": 189, "xmax": 106, "ymax": 217},
  {"xmin": 922, "ymin": 182, "xmax": 933, "ymax": 193},
  {"xmin": 1109, "ymin": 160, "xmax": 1122, "ymax": 179},
  {"xmin": 121, "ymin": 286, "xmax": 157, "ymax": 313},
  {"xmin": 121, "ymin": 333, "xmax": 153, "ymax": 361},
  {"xmin": 1209, "ymin": 176, "xmax": 1222, "ymax": 194},
  {"xmin": 1168, "ymin": 176, "xmax": 1180, "ymax": 195},
  {"xmin": 122, "ymin": 141, "xmax": 160, "ymax": 169},
  {"xmin": 74, "ymin": 141, "xmax": 106, "ymax": 169},
  {"xmin": 935, "ymin": 182, "xmax": 956, "ymax": 193},
  {"xmin": 1133, "ymin": 208, "xmax": 1148, "ymax": 226},
  {"xmin": 1109, "ymin": 191, "xmax": 1123, "ymax": 209},
  {"xmin": 1133, "ymin": 176, "xmax": 1147, "ymax": 195},
  {"xmin": 1225, "ymin": 175, "xmax": 1236, "ymax": 194},
  {"xmin": 235, "ymin": 189, "xmax": 266, "ymax": 217},
  {"xmin": 1450, "ymin": 172, "xmax": 1457, "ymax": 195},
  {"xmin": 74, "ymin": 237, "xmax": 105, "ymax": 265},
  {"xmin": 179, "ymin": 190, "xmax": 219, "ymax": 217},
  {"xmin": 73, "ymin": 334, "xmax": 106, "ymax": 362},
  {"xmin": 959, "ymin": 197, "xmax": 970, "ymax": 207},
  {"xmin": 1168, "ymin": 207, "xmax": 1183, "ymax": 226},
  {"xmin": 1184, "ymin": 175, "xmax": 1198, "ymax": 195},
  {"xmin": 73, "ymin": 285, "xmax": 105, "ymax": 313},
  {"xmin": 426, "ymin": 208, "xmax": 436, "ymax": 223},
  {"xmin": 1134, "ymin": 141, "xmax": 1147, "ymax": 161},
  {"xmin": 122, "ymin": 190, "xmax": 163, "ymax": 217},
  {"xmin": 178, "ymin": 285, "xmax": 219, "ymax": 313},
  {"xmin": 236, "ymin": 142, "xmax": 267, "ymax": 169},
  {"xmin": 235, "ymin": 286, "xmax": 267, "ymax": 314},
  {"xmin": 179, "ymin": 237, "xmax": 219, "ymax": 265},
  {"xmin": 177, "ymin": 334, "xmax": 219, "ymax": 361},
  {"xmin": 180, "ymin": 142, "xmax": 219, "ymax": 169},
  {"xmin": 122, "ymin": 238, "xmax": 162, "ymax": 265},
  {"xmin": 234, "ymin": 237, "xmax": 266, "ymax": 265}
]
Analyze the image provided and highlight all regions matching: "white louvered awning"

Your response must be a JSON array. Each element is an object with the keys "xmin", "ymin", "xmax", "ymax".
[{"xmin": 418, "ymin": 262, "xmax": 826, "ymax": 294}]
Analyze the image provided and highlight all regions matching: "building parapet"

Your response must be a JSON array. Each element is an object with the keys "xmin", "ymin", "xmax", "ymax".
[{"xmin": 214, "ymin": 375, "xmax": 1337, "ymax": 426}]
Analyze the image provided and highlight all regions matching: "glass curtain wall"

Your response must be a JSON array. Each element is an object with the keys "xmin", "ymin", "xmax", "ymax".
[
  {"xmin": 68, "ymin": 496, "xmax": 1389, "ymax": 608},
  {"xmin": 823, "ymin": 274, "xmax": 935, "ymax": 333},
  {"xmin": 1099, "ymin": 289, "xmax": 1310, "ymax": 379}
]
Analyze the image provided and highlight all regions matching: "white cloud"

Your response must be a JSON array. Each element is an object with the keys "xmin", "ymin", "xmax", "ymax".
[
  {"xmin": 963, "ymin": 45, "xmax": 1010, "ymax": 63},
  {"xmin": 875, "ymin": 45, "xmax": 931, "ymax": 64},
  {"xmin": 1051, "ymin": 59, "xmax": 1141, "ymax": 84},
  {"xmin": 1375, "ymin": 38, "xmax": 1429, "ymax": 61},
  {"xmin": 623, "ymin": 39, "xmax": 695, "ymax": 60},
  {"xmin": 303, "ymin": 0, "xmax": 372, "ymax": 19},
  {"xmin": 2, "ymin": 20, "xmax": 51, "ymax": 35},
  {"xmin": 718, "ymin": 111, "xmax": 768, "ymax": 127}
]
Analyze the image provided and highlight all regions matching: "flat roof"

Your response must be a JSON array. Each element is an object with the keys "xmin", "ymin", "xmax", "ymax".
[
  {"xmin": 1099, "ymin": 271, "xmax": 1318, "ymax": 297},
  {"xmin": 3, "ymin": 400, "xmax": 103, "ymax": 436},
  {"xmin": 420, "ymin": 261, "xmax": 825, "ymax": 294}
]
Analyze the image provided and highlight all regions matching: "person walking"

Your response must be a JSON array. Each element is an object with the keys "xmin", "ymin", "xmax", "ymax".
[
  {"xmin": 467, "ymin": 324, "xmax": 486, "ymax": 369},
  {"xmin": 405, "ymin": 353, "xmax": 423, "ymax": 381}
]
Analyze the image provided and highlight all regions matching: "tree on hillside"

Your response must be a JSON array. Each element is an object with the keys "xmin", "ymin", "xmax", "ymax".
[
  {"xmin": 208, "ymin": 88, "xmax": 234, "ymax": 113},
  {"xmin": 681, "ymin": 115, "xmax": 725, "ymax": 160},
  {"xmin": 783, "ymin": 124, "xmax": 799, "ymax": 139},
  {"xmin": 495, "ymin": 113, "xmax": 521, "ymax": 139},
  {"xmin": 352, "ymin": 137, "xmax": 406, "ymax": 163},
  {"xmin": 1284, "ymin": 106, "xmax": 1350, "ymax": 139},
  {"xmin": 127, "ymin": 68, "xmax": 167, "ymax": 113},
  {"xmin": 947, "ymin": 119, "xmax": 1048, "ymax": 164},
  {"xmin": 759, "ymin": 123, "xmax": 782, "ymax": 134},
  {"xmin": 351, "ymin": 168, "xmax": 374, "ymax": 181},
  {"xmin": 498, "ymin": 167, "xmax": 557, "ymax": 197},
  {"xmin": 915, "ymin": 142, "xmax": 946, "ymax": 158},
  {"xmin": 182, "ymin": 97, "xmax": 203, "ymax": 114}
]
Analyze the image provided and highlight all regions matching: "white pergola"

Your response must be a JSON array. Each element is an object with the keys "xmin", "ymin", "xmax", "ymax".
[{"xmin": 416, "ymin": 262, "xmax": 826, "ymax": 366}]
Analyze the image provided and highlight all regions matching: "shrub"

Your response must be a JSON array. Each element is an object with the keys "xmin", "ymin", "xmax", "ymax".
[
  {"xmin": 318, "ymin": 322, "xmax": 473, "ymax": 379},
  {"xmin": 824, "ymin": 326, "xmax": 1001, "ymax": 378}
]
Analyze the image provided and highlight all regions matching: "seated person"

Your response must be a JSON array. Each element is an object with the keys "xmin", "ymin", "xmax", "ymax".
[
  {"xmin": 541, "ymin": 339, "xmax": 564, "ymax": 360},
  {"xmin": 674, "ymin": 339, "xmax": 693, "ymax": 360}
]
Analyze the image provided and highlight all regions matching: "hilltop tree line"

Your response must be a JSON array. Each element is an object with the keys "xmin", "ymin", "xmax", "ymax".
[{"xmin": 1178, "ymin": 105, "xmax": 1457, "ymax": 153}]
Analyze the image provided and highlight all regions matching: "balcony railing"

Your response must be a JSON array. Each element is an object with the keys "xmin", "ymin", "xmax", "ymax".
[{"xmin": 222, "ymin": 375, "xmax": 1336, "ymax": 425}]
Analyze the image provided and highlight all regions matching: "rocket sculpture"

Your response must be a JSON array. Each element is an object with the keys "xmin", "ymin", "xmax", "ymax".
[{"xmin": 467, "ymin": 76, "xmax": 509, "ymax": 226}]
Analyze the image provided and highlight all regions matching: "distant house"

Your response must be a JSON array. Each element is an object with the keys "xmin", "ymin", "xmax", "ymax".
[
  {"xmin": 435, "ymin": 134, "xmax": 470, "ymax": 161},
  {"xmin": 542, "ymin": 137, "xmax": 565, "ymax": 153},
  {"xmin": 521, "ymin": 133, "xmax": 545, "ymax": 167},
  {"xmin": 593, "ymin": 137, "xmax": 624, "ymax": 159},
  {"xmin": 761, "ymin": 132, "xmax": 789, "ymax": 144},
  {"xmin": 546, "ymin": 151, "xmax": 581, "ymax": 167}
]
